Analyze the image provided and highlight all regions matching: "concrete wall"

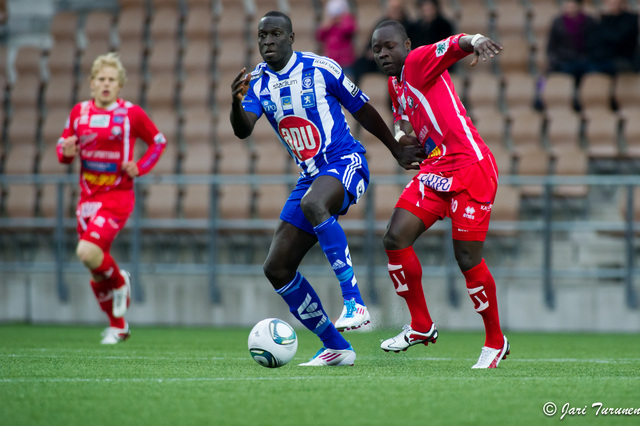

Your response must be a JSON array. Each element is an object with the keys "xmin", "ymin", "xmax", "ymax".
[{"xmin": 2, "ymin": 270, "xmax": 639, "ymax": 332}]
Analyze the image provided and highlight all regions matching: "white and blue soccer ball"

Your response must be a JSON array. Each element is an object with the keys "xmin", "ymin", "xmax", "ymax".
[{"xmin": 248, "ymin": 318, "xmax": 298, "ymax": 368}]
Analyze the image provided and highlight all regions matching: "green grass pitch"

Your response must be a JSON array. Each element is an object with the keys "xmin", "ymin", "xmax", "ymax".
[{"xmin": 1, "ymin": 324, "xmax": 639, "ymax": 426}]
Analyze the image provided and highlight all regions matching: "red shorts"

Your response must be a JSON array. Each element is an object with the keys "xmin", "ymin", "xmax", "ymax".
[
  {"xmin": 396, "ymin": 153, "xmax": 499, "ymax": 241},
  {"xmin": 76, "ymin": 190, "xmax": 135, "ymax": 252}
]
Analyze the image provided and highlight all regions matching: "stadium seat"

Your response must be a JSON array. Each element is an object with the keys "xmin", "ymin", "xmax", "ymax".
[
  {"xmin": 613, "ymin": 72, "xmax": 640, "ymax": 114},
  {"xmin": 4, "ymin": 184, "xmax": 38, "ymax": 218},
  {"xmin": 507, "ymin": 109, "xmax": 549, "ymax": 197},
  {"xmin": 499, "ymin": 35, "xmax": 538, "ymax": 75},
  {"xmin": 185, "ymin": 4, "xmax": 212, "ymax": 41},
  {"xmin": 528, "ymin": 0, "xmax": 559, "ymax": 44},
  {"xmin": 579, "ymin": 73, "xmax": 615, "ymax": 112},
  {"xmin": 493, "ymin": 1, "xmax": 531, "ymax": 39},
  {"xmin": 252, "ymin": 137, "xmax": 292, "ymax": 175},
  {"xmin": 5, "ymin": 108, "xmax": 40, "ymax": 175},
  {"xmin": 540, "ymin": 73, "xmax": 576, "ymax": 113},
  {"xmin": 256, "ymin": 183, "xmax": 290, "ymax": 220},
  {"xmin": 583, "ymin": 110, "xmax": 622, "ymax": 161},
  {"xmin": 371, "ymin": 182, "xmax": 405, "ymax": 222},
  {"xmin": 620, "ymin": 109, "xmax": 640, "ymax": 160},
  {"xmin": 466, "ymin": 73, "xmax": 504, "ymax": 115},
  {"xmin": 488, "ymin": 183, "xmax": 521, "ymax": 238},
  {"xmin": 503, "ymin": 72, "xmax": 538, "ymax": 114},
  {"xmin": 455, "ymin": 1, "xmax": 494, "ymax": 38},
  {"xmin": 37, "ymin": 183, "xmax": 76, "ymax": 218},
  {"xmin": 361, "ymin": 135, "xmax": 402, "ymax": 176},
  {"xmin": 218, "ymin": 183, "xmax": 255, "ymax": 220},
  {"xmin": 142, "ymin": 183, "xmax": 179, "ymax": 219},
  {"xmin": 182, "ymin": 110, "xmax": 214, "ymax": 174}
]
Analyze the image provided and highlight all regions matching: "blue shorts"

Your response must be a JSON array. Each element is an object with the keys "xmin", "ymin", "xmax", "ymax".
[{"xmin": 280, "ymin": 152, "xmax": 370, "ymax": 234}]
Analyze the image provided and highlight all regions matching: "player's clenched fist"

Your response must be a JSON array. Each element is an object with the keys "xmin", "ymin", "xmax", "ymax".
[
  {"xmin": 61, "ymin": 135, "xmax": 78, "ymax": 157},
  {"xmin": 231, "ymin": 67, "xmax": 251, "ymax": 102}
]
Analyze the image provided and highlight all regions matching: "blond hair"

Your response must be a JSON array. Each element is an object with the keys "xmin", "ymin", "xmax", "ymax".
[{"xmin": 90, "ymin": 52, "xmax": 127, "ymax": 86}]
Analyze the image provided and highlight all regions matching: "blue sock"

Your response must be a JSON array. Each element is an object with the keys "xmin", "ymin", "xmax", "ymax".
[
  {"xmin": 276, "ymin": 272, "xmax": 350, "ymax": 350},
  {"xmin": 313, "ymin": 216, "xmax": 364, "ymax": 305}
]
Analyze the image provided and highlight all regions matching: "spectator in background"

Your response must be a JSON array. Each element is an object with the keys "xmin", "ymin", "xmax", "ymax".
[
  {"xmin": 546, "ymin": 0, "xmax": 598, "ymax": 85},
  {"xmin": 316, "ymin": 0, "xmax": 357, "ymax": 78},
  {"xmin": 352, "ymin": 0, "xmax": 412, "ymax": 86},
  {"xmin": 408, "ymin": 0, "xmax": 455, "ymax": 48},
  {"xmin": 590, "ymin": 0, "xmax": 639, "ymax": 74}
]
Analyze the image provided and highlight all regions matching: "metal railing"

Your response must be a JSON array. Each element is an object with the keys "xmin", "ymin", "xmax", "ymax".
[{"xmin": 0, "ymin": 173, "xmax": 638, "ymax": 310}]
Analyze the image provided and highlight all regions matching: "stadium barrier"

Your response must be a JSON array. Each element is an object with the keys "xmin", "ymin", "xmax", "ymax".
[{"xmin": 0, "ymin": 173, "xmax": 638, "ymax": 311}]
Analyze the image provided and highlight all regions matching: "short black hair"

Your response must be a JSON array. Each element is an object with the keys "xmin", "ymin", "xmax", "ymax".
[
  {"xmin": 374, "ymin": 20, "xmax": 408, "ymax": 40},
  {"xmin": 262, "ymin": 11, "xmax": 293, "ymax": 33}
]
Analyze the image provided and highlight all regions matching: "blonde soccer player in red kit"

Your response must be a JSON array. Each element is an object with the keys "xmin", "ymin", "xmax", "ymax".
[
  {"xmin": 57, "ymin": 53, "xmax": 166, "ymax": 344},
  {"xmin": 372, "ymin": 21, "xmax": 510, "ymax": 368}
]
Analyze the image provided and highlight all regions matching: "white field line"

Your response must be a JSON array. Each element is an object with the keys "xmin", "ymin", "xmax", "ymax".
[
  {"xmin": 1, "ymin": 376, "xmax": 639, "ymax": 384},
  {"xmin": 2, "ymin": 353, "xmax": 640, "ymax": 364}
]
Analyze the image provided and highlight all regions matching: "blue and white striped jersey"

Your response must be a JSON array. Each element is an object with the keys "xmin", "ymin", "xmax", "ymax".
[{"xmin": 242, "ymin": 51, "xmax": 370, "ymax": 177}]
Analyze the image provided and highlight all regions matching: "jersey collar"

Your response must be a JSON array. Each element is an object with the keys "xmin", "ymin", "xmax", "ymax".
[{"xmin": 271, "ymin": 52, "xmax": 298, "ymax": 75}]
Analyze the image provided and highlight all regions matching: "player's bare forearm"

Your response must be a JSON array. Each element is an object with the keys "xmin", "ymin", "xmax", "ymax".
[
  {"xmin": 459, "ymin": 34, "xmax": 502, "ymax": 67},
  {"xmin": 352, "ymin": 103, "xmax": 425, "ymax": 170},
  {"xmin": 230, "ymin": 102, "xmax": 256, "ymax": 139}
]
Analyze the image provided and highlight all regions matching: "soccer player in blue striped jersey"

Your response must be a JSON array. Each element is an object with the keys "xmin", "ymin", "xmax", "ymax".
[{"xmin": 231, "ymin": 11, "xmax": 425, "ymax": 366}]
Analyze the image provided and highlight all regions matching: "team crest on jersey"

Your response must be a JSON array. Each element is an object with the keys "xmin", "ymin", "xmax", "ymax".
[
  {"xmin": 407, "ymin": 96, "xmax": 414, "ymax": 109},
  {"xmin": 302, "ymin": 75, "xmax": 314, "ymax": 89},
  {"xmin": 301, "ymin": 92, "xmax": 316, "ymax": 108},
  {"xmin": 262, "ymin": 99, "xmax": 277, "ymax": 112},
  {"xmin": 281, "ymin": 96, "xmax": 293, "ymax": 110},
  {"xmin": 154, "ymin": 133, "xmax": 167, "ymax": 144},
  {"xmin": 111, "ymin": 126, "xmax": 122, "ymax": 137},
  {"xmin": 89, "ymin": 114, "xmax": 110, "ymax": 128},
  {"xmin": 113, "ymin": 115, "xmax": 125, "ymax": 124},
  {"xmin": 435, "ymin": 39, "xmax": 450, "ymax": 57},
  {"xmin": 278, "ymin": 116, "xmax": 321, "ymax": 161}
]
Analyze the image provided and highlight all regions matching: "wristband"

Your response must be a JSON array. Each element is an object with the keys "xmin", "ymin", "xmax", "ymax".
[
  {"xmin": 471, "ymin": 33, "xmax": 484, "ymax": 48},
  {"xmin": 395, "ymin": 130, "xmax": 406, "ymax": 142}
]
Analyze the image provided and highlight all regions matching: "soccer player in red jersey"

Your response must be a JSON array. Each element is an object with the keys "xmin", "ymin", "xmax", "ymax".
[
  {"xmin": 57, "ymin": 53, "xmax": 167, "ymax": 344},
  {"xmin": 371, "ymin": 21, "xmax": 510, "ymax": 368}
]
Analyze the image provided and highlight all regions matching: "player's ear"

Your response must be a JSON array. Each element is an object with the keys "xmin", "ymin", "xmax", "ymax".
[
  {"xmin": 405, "ymin": 38, "xmax": 412, "ymax": 52},
  {"xmin": 289, "ymin": 31, "xmax": 295, "ymax": 45}
]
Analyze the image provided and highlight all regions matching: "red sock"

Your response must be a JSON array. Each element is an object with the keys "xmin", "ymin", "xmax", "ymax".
[
  {"xmin": 90, "ymin": 280, "xmax": 125, "ymax": 328},
  {"xmin": 463, "ymin": 259, "xmax": 503, "ymax": 349},
  {"xmin": 90, "ymin": 252, "xmax": 124, "ymax": 290},
  {"xmin": 386, "ymin": 246, "xmax": 433, "ymax": 332}
]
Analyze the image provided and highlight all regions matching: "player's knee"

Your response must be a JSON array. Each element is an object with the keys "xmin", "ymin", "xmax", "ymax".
[
  {"xmin": 263, "ymin": 259, "xmax": 290, "ymax": 288},
  {"xmin": 454, "ymin": 247, "xmax": 480, "ymax": 272},
  {"xmin": 76, "ymin": 240, "xmax": 102, "ymax": 268},
  {"xmin": 383, "ymin": 228, "xmax": 404, "ymax": 251},
  {"xmin": 299, "ymin": 196, "xmax": 328, "ymax": 226}
]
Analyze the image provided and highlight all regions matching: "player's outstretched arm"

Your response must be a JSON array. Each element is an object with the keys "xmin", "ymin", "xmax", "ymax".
[
  {"xmin": 352, "ymin": 103, "xmax": 426, "ymax": 170},
  {"xmin": 230, "ymin": 68, "xmax": 258, "ymax": 139},
  {"xmin": 459, "ymin": 34, "xmax": 503, "ymax": 67}
]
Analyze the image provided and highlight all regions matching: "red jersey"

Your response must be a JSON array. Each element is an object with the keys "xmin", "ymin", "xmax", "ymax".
[
  {"xmin": 57, "ymin": 99, "xmax": 166, "ymax": 198},
  {"xmin": 389, "ymin": 33, "xmax": 491, "ymax": 172}
]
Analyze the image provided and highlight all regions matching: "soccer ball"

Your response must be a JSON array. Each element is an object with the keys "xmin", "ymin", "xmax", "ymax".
[{"xmin": 248, "ymin": 318, "xmax": 298, "ymax": 368}]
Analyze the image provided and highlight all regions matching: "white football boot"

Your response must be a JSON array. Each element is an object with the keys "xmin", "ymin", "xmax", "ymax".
[
  {"xmin": 112, "ymin": 269, "xmax": 131, "ymax": 318},
  {"xmin": 100, "ymin": 322, "xmax": 131, "ymax": 345},
  {"xmin": 471, "ymin": 335, "xmax": 510, "ymax": 369},
  {"xmin": 335, "ymin": 298, "xmax": 371, "ymax": 332},
  {"xmin": 298, "ymin": 346, "xmax": 356, "ymax": 366},
  {"xmin": 380, "ymin": 323, "xmax": 438, "ymax": 352}
]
